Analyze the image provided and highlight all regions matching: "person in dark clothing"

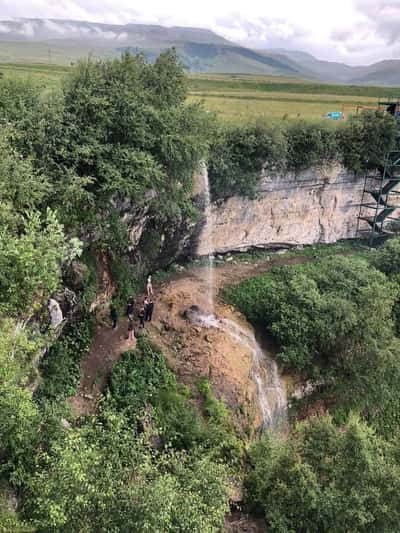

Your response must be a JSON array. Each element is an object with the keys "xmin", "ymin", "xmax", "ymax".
[
  {"xmin": 146, "ymin": 298, "xmax": 154, "ymax": 322},
  {"xmin": 139, "ymin": 307, "xmax": 145, "ymax": 328},
  {"xmin": 127, "ymin": 317, "xmax": 135, "ymax": 341},
  {"xmin": 110, "ymin": 305, "xmax": 118, "ymax": 330},
  {"xmin": 126, "ymin": 298, "xmax": 134, "ymax": 320},
  {"xmin": 143, "ymin": 297, "xmax": 150, "ymax": 321}
]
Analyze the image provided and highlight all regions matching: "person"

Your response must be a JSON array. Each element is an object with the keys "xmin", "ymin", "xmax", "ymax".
[
  {"xmin": 127, "ymin": 317, "xmax": 135, "ymax": 341},
  {"xmin": 143, "ymin": 296, "xmax": 150, "ymax": 321},
  {"xmin": 146, "ymin": 275, "xmax": 153, "ymax": 297},
  {"xmin": 146, "ymin": 298, "xmax": 154, "ymax": 322},
  {"xmin": 126, "ymin": 297, "xmax": 134, "ymax": 320},
  {"xmin": 138, "ymin": 306, "xmax": 145, "ymax": 329},
  {"xmin": 110, "ymin": 305, "xmax": 118, "ymax": 330}
]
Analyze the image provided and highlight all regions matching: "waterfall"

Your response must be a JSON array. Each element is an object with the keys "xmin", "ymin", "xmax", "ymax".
[
  {"xmin": 198, "ymin": 161, "xmax": 215, "ymax": 313},
  {"xmin": 196, "ymin": 162, "xmax": 287, "ymax": 431},
  {"xmin": 198, "ymin": 314, "xmax": 287, "ymax": 432}
]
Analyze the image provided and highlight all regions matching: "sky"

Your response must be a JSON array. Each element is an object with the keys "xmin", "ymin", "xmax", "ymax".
[{"xmin": 0, "ymin": 0, "xmax": 399, "ymax": 65}]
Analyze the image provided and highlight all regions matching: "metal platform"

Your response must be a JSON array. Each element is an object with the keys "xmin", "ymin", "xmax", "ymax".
[{"xmin": 356, "ymin": 99, "xmax": 400, "ymax": 245}]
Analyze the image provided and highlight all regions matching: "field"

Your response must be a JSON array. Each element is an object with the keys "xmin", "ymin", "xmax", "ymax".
[
  {"xmin": 188, "ymin": 74, "xmax": 400, "ymax": 124},
  {"xmin": 1, "ymin": 62, "xmax": 399, "ymax": 123}
]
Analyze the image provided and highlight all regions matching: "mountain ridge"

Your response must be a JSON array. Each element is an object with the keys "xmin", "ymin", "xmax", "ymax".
[{"xmin": 0, "ymin": 18, "xmax": 399, "ymax": 85}]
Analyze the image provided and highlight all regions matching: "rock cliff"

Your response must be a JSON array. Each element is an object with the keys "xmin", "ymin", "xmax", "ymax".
[{"xmin": 197, "ymin": 165, "xmax": 364, "ymax": 255}]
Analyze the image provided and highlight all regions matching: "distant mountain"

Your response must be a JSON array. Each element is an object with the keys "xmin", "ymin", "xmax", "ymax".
[
  {"xmin": 0, "ymin": 18, "xmax": 306, "ymax": 77},
  {"xmin": 266, "ymin": 48, "xmax": 400, "ymax": 86},
  {"xmin": 0, "ymin": 19, "xmax": 400, "ymax": 86},
  {"xmin": 348, "ymin": 60, "xmax": 400, "ymax": 86}
]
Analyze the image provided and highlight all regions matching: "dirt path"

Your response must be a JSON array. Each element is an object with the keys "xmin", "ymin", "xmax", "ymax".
[
  {"xmin": 67, "ymin": 317, "xmax": 136, "ymax": 416},
  {"xmin": 67, "ymin": 252, "xmax": 313, "ymax": 418}
]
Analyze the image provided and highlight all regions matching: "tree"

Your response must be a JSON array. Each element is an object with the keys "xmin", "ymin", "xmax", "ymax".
[
  {"xmin": 246, "ymin": 415, "xmax": 400, "ymax": 533},
  {"xmin": 26, "ymin": 411, "xmax": 229, "ymax": 533},
  {"xmin": 339, "ymin": 110, "xmax": 397, "ymax": 173},
  {"xmin": 0, "ymin": 209, "xmax": 68, "ymax": 317},
  {"xmin": 17, "ymin": 52, "xmax": 211, "ymax": 237}
]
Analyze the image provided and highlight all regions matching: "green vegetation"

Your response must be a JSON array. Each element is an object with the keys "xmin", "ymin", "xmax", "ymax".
[
  {"xmin": 209, "ymin": 110, "xmax": 397, "ymax": 198},
  {"xmin": 225, "ymin": 252, "xmax": 400, "ymax": 433},
  {"xmin": 224, "ymin": 241, "xmax": 400, "ymax": 529},
  {"xmin": 0, "ymin": 53, "xmax": 232, "ymax": 530},
  {"xmin": 3, "ymin": 47, "xmax": 400, "ymax": 531},
  {"xmin": 25, "ymin": 410, "xmax": 229, "ymax": 533},
  {"xmin": 35, "ymin": 317, "xmax": 95, "ymax": 404},
  {"xmin": 108, "ymin": 337, "xmax": 243, "ymax": 464},
  {"xmin": 246, "ymin": 415, "xmax": 400, "ymax": 533}
]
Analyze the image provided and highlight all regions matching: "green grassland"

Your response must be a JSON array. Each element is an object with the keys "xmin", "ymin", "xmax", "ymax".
[
  {"xmin": 188, "ymin": 74, "xmax": 400, "ymax": 123},
  {"xmin": 1, "ymin": 62, "xmax": 399, "ymax": 123}
]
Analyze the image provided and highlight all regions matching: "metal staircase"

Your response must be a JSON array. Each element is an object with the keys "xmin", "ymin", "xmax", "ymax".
[{"xmin": 356, "ymin": 100, "xmax": 400, "ymax": 245}]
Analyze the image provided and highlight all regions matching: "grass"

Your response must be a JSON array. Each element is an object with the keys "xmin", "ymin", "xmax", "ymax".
[
  {"xmin": 187, "ymin": 74, "xmax": 393, "ymax": 123},
  {"xmin": 0, "ymin": 61, "xmax": 398, "ymax": 123},
  {"xmin": 0, "ymin": 62, "xmax": 70, "ymax": 86}
]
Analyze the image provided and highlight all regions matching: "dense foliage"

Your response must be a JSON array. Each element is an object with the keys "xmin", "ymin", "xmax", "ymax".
[
  {"xmin": 3, "ymin": 48, "xmax": 400, "ymax": 532},
  {"xmin": 25, "ymin": 410, "xmax": 229, "ymax": 533},
  {"xmin": 226, "ymin": 255, "xmax": 397, "ymax": 373},
  {"xmin": 11, "ymin": 51, "xmax": 210, "ymax": 238},
  {"xmin": 246, "ymin": 415, "xmax": 400, "ymax": 533},
  {"xmin": 209, "ymin": 111, "xmax": 397, "ymax": 199},
  {"xmin": 107, "ymin": 337, "xmax": 243, "ymax": 464},
  {"xmin": 0, "ymin": 53, "xmax": 230, "ymax": 531},
  {"xmin": 35, "ymin": 316, "xmax": 95, "ymax": 404},
  {"xmin": 226, "ymin": 252, "xmax": 400, "ymax": 437}
]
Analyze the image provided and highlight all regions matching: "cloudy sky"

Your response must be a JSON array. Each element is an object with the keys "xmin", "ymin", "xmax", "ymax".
[{"xmin": 0, "ymin": 0, "xmax": 399, "ymax": 65}]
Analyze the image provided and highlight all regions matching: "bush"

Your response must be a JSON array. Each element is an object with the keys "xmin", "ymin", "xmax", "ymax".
[
  {"xmin": 208, "ymin": 111, "xmax": 398, "ymax": 200},
  {"xmin": 285, "ymin": 120, "xmax": 339, "ymax": 171},
  {"xmin": 0, "ymin": 385, "xmax": 40, "ymax": 487},
  {"xmin": 107, "ymin": 339, "xmax": 243, "ymax": 464},
  {"xmin": 225, "ymin": 256, "xmax": 397, "ymax": 374},
  {"xmin": 107, "ymin": 336, "xmax": 175, "ymax": 418},
  {"xmin": 339, "ymin": 110, "xmax": 397, "ymax": 172},
  {"xmin": 26, "ymin": 410, "xmax": 229, "ymax": 533},
  {"xmin": 246, "ymin": 415, "xmax": 400, "ymax": 533},
  {"xmin": 208, "ymin": 122, "xmax": 286, "ymax": 199},
  {"xmin": 373, "ymin": 237, "xmax": 400, "ymax": 334},
  {"xmin": 35, "ymin": 316, "xmax": 95, "ymax": 404}
]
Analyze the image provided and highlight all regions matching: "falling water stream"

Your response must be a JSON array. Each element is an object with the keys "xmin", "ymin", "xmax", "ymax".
[
  {"xmin": 199, "ymin": 161, "xmax": 215, "ymax": 313},
  {"xmin": 199, "ymin": 314, "xmax": 287, "ymax": 431},
  {"xmin": 198, "ymin": 162, "xmax": 287, "ymax": 431}
]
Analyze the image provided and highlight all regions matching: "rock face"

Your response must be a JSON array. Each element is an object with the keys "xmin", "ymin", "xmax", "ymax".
[
  {"xmin": 197, "ymin": 165, "xmax": 364, "ymax": 255},
  {"xmin": 48, "ymin": 298, "xmax": 63, "ymax": 329}
]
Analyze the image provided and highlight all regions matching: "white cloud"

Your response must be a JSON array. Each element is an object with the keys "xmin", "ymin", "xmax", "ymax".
[{"xmin": 0, "ymin": 0, "xmax": 399, "ymax": 64}]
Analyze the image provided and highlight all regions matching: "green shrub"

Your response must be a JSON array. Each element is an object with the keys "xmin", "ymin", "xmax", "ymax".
[
  {"xmin": 225, "ymin": 256, "xmax": 397, "ymax": 374},
  {"xmin": 0, "ymin": 385, "xmax": 40, "ymax": 487},
  {"xmin": 285, "ymin": 120, "xmax": 339, "ymax": 171},
  {"xmin": 373, "ymin": 237, "xmax": 400, "ymax": 336},
  {"xmin": 339, "ymin": 110, "xmax": 397, "ymax": 172},
  {"xmin": 208, "ymin": 122, "xmax": 286, "ymax": 199},
  {"xmin": 35, "ymin": 316, "xmax": 95, "ymax": 404},
  {"xmin": 208, "ymin": 111, "xmax": 398, "ymax": 199},
  {"xmin": 246, "ymin": 415, "xmax": 400, "ymax": 533},
  {"xmin": 107, "ymin": 336, "xmax": 175, "ymax": 419},
  {"xmin": 107, "ymin": 339, "xmax": 243, "ymax": 464},
  {"xmin": 26, "ymin": 412, "xmax": 229, "ymax": 533}
]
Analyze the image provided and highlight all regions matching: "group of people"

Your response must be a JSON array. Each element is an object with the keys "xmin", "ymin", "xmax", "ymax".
[{"xmin": 109, "ymin": 275, "xmax": 155, "ymax": 341}]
